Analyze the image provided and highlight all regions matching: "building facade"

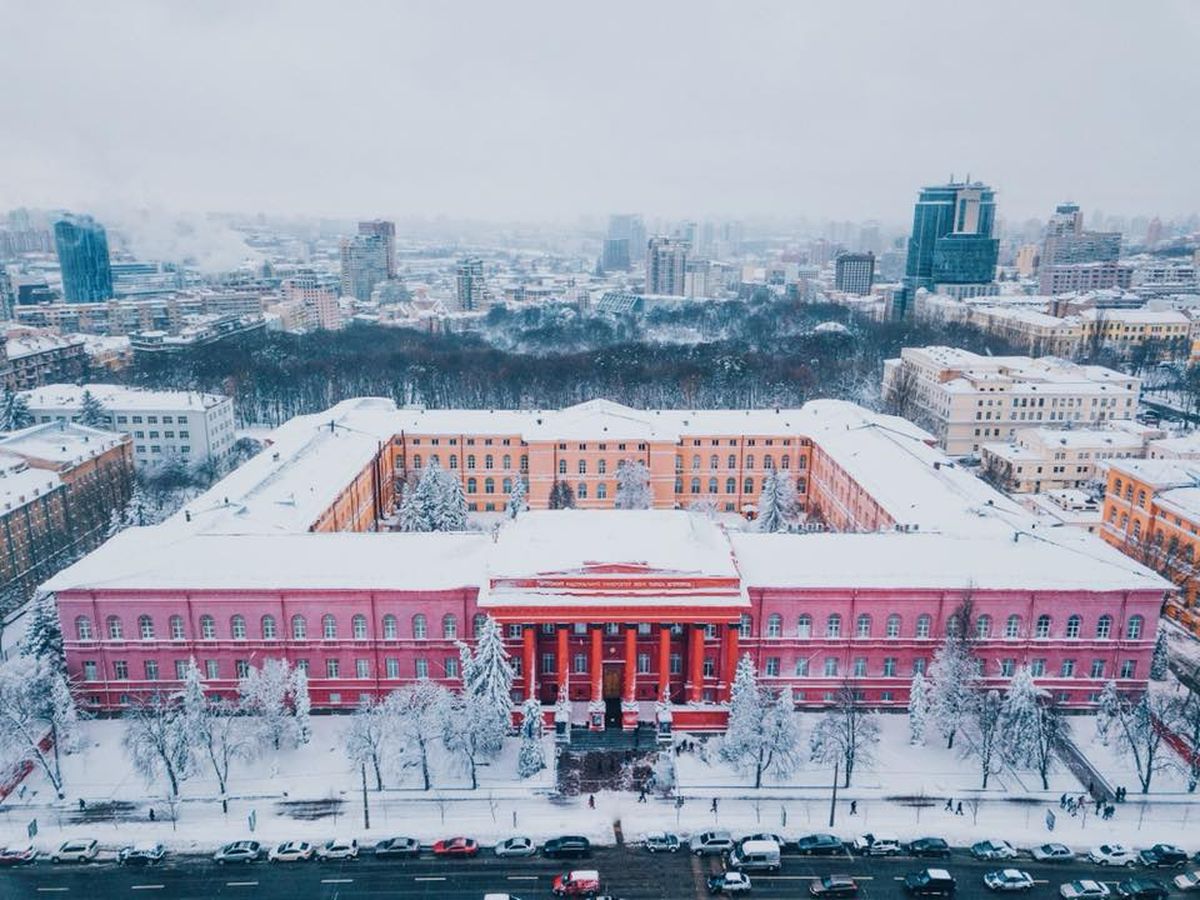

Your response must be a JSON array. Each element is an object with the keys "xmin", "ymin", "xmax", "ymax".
[
  {"xmin": 645, "ymin": 237, "xmax": 689, "ymax": 297},
  {"xmin": 981, "ymin": 426, "xmax": 1146, "ymax": 493},
  {"xmin": 834, "ymin": 252, "xmax": 875, "ymax": 295},
  {"xmin": 1039, "ymin": 261, "xmax": 1134, "ymax": 295},
  {"xmin": 340, "ymin": 231, "xmax": 391, "ymax": 302},
  {"xmin": 455, "ymin": 257, "xmax": 487, "ymax": 311},
  {"xmin": 901, "ymin": 181, "xmax": 998, "ymax": 315},
  {"xmin": 53, "ymin": 215, "xmax": 113, "ymax": 303}
]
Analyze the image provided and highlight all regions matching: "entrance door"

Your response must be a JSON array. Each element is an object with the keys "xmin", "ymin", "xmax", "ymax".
[{"xmin": 602, "ymin": 664, "xmax": 623, "ymax": 726}]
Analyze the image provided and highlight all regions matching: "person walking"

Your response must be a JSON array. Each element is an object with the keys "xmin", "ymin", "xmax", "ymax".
[
  {"xmin": 955, "ymin": 801, "xmax": 963, "ymax": 816},
  {"xmin": 588, "ymin": 794, "xmax": 595, "ymax": 810},
  {"xmin": 849, "ymin": 800, "xmax": 858, "ymax": 815},
  {"xmin": 944, "ymin": 797, "xmax": 954, "ymax": 812},
  {"xmin": 711, "ymin": 798, "xmax": 719, "ymax": 814}
]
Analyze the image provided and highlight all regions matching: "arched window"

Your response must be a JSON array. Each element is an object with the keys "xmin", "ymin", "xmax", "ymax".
[
  {"xmin": 826, "ymin": 614, "xmax": 842, "ymax": 638},
  {"xmin": 1005, "ymin": 614, "xmax": 1021, "ymax": 639},
  {"xmin": 781, "ymin": 456, "xmax": 790, "ymax": 470},
  {"xmin": 746, "ymin": 455, "xmax": 755, "ymax": 470},
  {"xmin": 597, "ymin": 482, "xmax": 607, "ymax": 499},
  {"xmin": 352, "ymin": 614, "xmax": 368, "ymax": 640},
  {"xmin": 443, "ymin": 614, "xmax": 457, "ymax": 639},
  {"xmin": 1114, "ymin": 478, "xmax": 1123, "ymax": 495},
  {"xmin": 766, "ymin": 614, "xmax": 782, "ymax": 638},
  {"xmin": 473, "ymin": 613, "xmax": 487, "ymax": 636},
  {"xmin": 76, "ymin": 616, "xmax": 93, "ymax": 640},
  {"xmin": 429, "ymin": 454, "xmax": 440, "ymax": 467},
  {"xmin": 503, "ymin": 478, "xmax": 512, "ymax": 493},
  {"xmin": 322, "ymin": 614, "xmax": 337, "ymax": 639},
  {"xmin": 200, "ymin": 615, "xmax": 215, "ymax": 640},
  {"xmin": 915, "ymin": 614, "xmax": 932, "ymax": 638},
  {"xmin": 467, "ymin": 478, "xmax": 477, "ymax": 493},
  {"xmin": 382, "ymin": 614, "xmax": 398, "ymax": 640},
  {"xmin": 467, "ymin": 454, "xmax": 476, "ymax": 470},
  {"xmin": 797, "ymin": 615, "xmax": 812, "ymax": 638},
  {"xmin": 486, "ymin": 454, "xmax": 495, "ymax": 470},
  {"xmin": 1126, "ymin": 615, "xmax": 1144, "ymax": 640},
  {"xmin": 485, "ymin": 477, "xmax": 495, "ymax": 494},
  {"xmin": 138, "ymin": 615, "xmax": 154, "ymax": 640},
  {"xmin": 710, "ymin": 454, "xmax": 719, "ymax": 470},
  {"xmin": 412, "ymin": 614, "xmax": 427, "ymax": 639},
  {"xmin": 975, "ymin": 614, "xmax": 991, "ymax": 640},
  {"xmin": 691, "ymin": 455, "xmax": 701, "ymax": 471},
  {"xmin": 577, "ymin": 481, "xmax": 587, "ymax": 499},
  {"xmin": 503, "ymin": 454, "xmax": 511, "ymax": 469},
  {"xmin": 449, "ymin": 455, "xmax": 458, "ymax": 469},
  {"xmin": 261, "ymin": 615, "xmax": 277, "ymax": 640},
  {"xmin": 886, "ymin": 614, "xmax": 901, "ymax": 638},
  {"xmin": 708, "ymin": 477, "xmax": 718, "ymax": 494},
  {"xmin": 520, "ymin": 455, "xmax": 528, "ymax": 472},
  {"xmin": 764, "ymin": 454, "xmax": 774, "ymax": 470},
  {"xmin": 739, "ymin": 614, "xmax": 752, "ymax": 638},
  {"xmin": 946, "ymin": 615, "xmax": 961, "ymax": 637},
  {"xmin": 744, "ymin": 477, "xmax": 754, "ymax": 494},
  {"xmin": 856, "ymin": 614, "xmax": 871, "ymax": 638},
  {"xmin": 558, "ymin": 460, "xmax": 567, "ymax": 475},
  {"xmin": 292, "ymin": 615, "xmax": 307, "ymax": 640},
  {"xmin": 690, "ymin": 477, "xmax": 701, "ymax": 494},
  {"xmin": 230, "ymin": 615, "xmax": 246, "ymax": 640},
  {"xmin": 107, "ymin": 616, "xmax": 123, "ymax": 640},
  {"xmin": 725, "ymin": 477, "xmax": 736, "ymax": 494},
  {"xmin": 412, "ymin": 454, "xmax": 422, "ymax": 469},
  {"xmin": 169, "ymin": 615, "xmax": 185, "ymax": 640},
  {"xmin": 597, "ymin": 459, "xmax": 607, "ymax": 475},
  {"xmin": 1096, "ymin": 614, "xmax": 1112, "ymax": 639},
  {"xmin": 727, "ymin": 454, "xmax": 737, "ymax": 469},
  {"xmin": 1066, "ymin": 614, "xmax": 1081, "ymax": 639},
  {"xmin": 1035, "ymin": 614, "xmax": 1051, "ymax": 639}
]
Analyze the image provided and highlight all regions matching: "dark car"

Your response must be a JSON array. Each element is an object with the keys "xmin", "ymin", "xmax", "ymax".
[
  {"xmin": 543, "ymin": 836, "xmax": 592, "ymax": 859},
  {"xmin": 904, "ymin": 868, "xmax": 957, "ymax": 897},
  {"xmin": 213, "ymin": 841, "xmax": 262, "ymax": 864},
  {"xmin": 117, "ymin": 843, "xmax": 166, "ymax": 867},
  {"xmin": 1141, "ymin": 846, "xmax": 1188, "ymax": 869},
  {"xmin": 909, "ymin": 838, "xmax": 951, "ymax": 858},
  {"xmin": 796, "ymin": 834, "xmax": 844, "ymax": 855},
  {"xmin": 1117, "ymin": 879, "xmax": 1170, "ymax": 900},
  {"xmin": 374, "ymin": 837, "xmax": 420, "ymax": 859},
  {"xmin": 811, "ymin": 875, "xmax": 860, "ymax": 897}
]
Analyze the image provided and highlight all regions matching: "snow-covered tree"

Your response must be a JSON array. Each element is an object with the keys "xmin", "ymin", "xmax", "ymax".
[
  {"xmin": 106, "ymin": 508, "xmax": 125, "ymax": 539},
  {"xmin": 1114, "ymin": 690, "xmax": 1182, "ymax": 794},
  {"xmin": 614, "ymin": 459, "xmax": 652, "ymax": 510},
  {"xmin": 809, "ymin": 684, "xmax": 880, "ymax": 788},
  {"xmin": 0, "ymin": 387, "xmax": 33, "ymax": 432},
  {"xmin": 1096, "ymin": 679, "xmax": 1121, "ymax": 746},
  {"xmin": 123, "ymin": 483, "xmax": 150, "ymax": 528},
  {"xmin": 968, "ymin": 689, "xmax": 1004, "ymax": 789},
  {"xmin": 291, "ymin": 666, "xmax": 311, "ymax": 744},
  {"xmin": 399, "ymin": 469, "xmax": 437, "ymax": 532},
  {"xmin": 505, "ymin": 477, "xmax": 528, "ymax": 519},
  {"xmin": 1150, "ymin": 627, "xmax": 1169, "ymax": 681},
  {"xmin": 908, "ymin": 672, "xmax": 929, "ymax": 746},
  {"xmin": 927, "ymin": 598, "xmax": 978, "ymax": 749},
  {"xmin": 123, "ymin": 691, "xmax": 191, "ymax": 798},
  {"xmin": 440, "ymin": 689, "xmax": 508, "ymax": 790},
  {"xmin": 548, "ymin": 480, "xmax": 575, "ymax": 510},
  {"xmin": 345, "ymin": 696, "xmax": 391, "ymax": 790},
  {"xmin": 238, "ymin": 658, "xmax": 302, "ymax": 751},
  {"xmin": 1001, "ymin": 667, "xmax": 1068, "ymax": 790},
  {"xmin": 1176, "ymin": 690, "xmax": 1200, "ymax": 792},
  {"xmin": 21, "ymin": 592, "xmax": 65, "ymax": 677},
  {"xmin": 517, "ymin": 697, "xmax": 546, "ymax": 779},
  {"xmin": 400, "ymin": 462, "xmax": 468, "ymax": 532},
  {"xmin": 460, "ymin": 615, "xmax": 514, "ymax": 719},
  {"xmin": 390, "ymin": 680, "xmax": 447, "ymax": 791},
  {"xmin": 180, "ymin": 660, "xmax": 251, "ymax": 812},
  {"xmin": 755, "ymin": 470, "xmax": 797, "ymax": 533},
  {"xmin": 0, "ymin": 656, "xmax": 80, "ymax": 798},
  {"xmin": 432, "ymin": 465, "xmax": 468, "ymax": 531},
  {"xmin": 721, "ymin": 654, "xmax": 802, "ymax": 787},
  {"xmin": 78, "ymin": 390, "xmax": 106, "ymax": 427}
]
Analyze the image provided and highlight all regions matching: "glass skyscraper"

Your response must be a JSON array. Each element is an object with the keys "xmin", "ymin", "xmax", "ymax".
[
  {"xmin": 899, "ymin": 181, "xmax": 998, "ymax": 314},
  {"xmin": 54, "ymin": 214, "xmax": 114, "ymax": 302}
]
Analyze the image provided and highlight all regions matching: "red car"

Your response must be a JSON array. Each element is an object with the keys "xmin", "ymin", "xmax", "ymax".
[
  {"xmin": 0, "ymin": 844, "xmax": 37, "ymax": 867},
  {"xmin": 432, "ymin": 837, "xmax": 478, "ymax": 858}
]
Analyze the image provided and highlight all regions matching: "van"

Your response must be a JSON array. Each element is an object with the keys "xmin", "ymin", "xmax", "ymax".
[
  {"xmin": 729, "ymin": 839, "xmax": 782, "ymax": 872},
  {"xmin": 904, "ymin": 868, "xmax": 957, "ymax": 897},
  {"xmin": 552, "ymin": 869, "xmax": 601, "ymax": 897}
]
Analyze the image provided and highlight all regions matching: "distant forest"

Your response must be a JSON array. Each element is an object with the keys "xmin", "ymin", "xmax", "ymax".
[{"xmin": 128, "ymin": 298, "xmax": 1022, "ymax": 426}]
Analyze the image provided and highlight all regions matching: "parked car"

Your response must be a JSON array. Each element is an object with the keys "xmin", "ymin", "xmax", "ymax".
[
  {"xmin": 973, "ymin": 841, "xmax": 1018, "ymax": 861},
  {"xmin": 854, "ymin": 834, "xmax": 902, "ymax": 856},
  {"xmin": 690, "ymin": 831, "xmax": 736, "ymax": 856},
  {"xmin": 552, "ymin": 869, "xmax": 602, "ymax": 897},
  {"xmin": 268, "ymin": 841, "xmax": 315, "ymax": 863},
  {"xmin": 810, "ymin": 875, "xmax": 860, "ymax": 897},
  {"xmin": 707, "ymin": 871, "xmax": 753, "ymax": 895},
  {"xmin": 903, "ymin": 868, "xmax": 957, "ymax": 897},
  {"xmin": 214, "ymin": 841, "xmax": 263, "ymax": 864},
  {"xmin": 1090, "ymin": 845, "xmax": 1140, "ymax": 867},
  {"xmin": 796, "ymin": 834, "xmax": 844, "ymax": 856},
  {"xmin": 316, "ymin": 838, "xmax": 358, "ymax": 861},
  {"xmin": 495, "ymin": 837, "xmax": 537, "ymax": 858},
  {"xmin": 484, "ymin": 895, "xmax": 526, "ymax": 900},
  {"xmin": 741, "ymin": 833, "xmax": 786, "ymax": 850},
  {"xmin": 642, "ymin": 832, "xmax": 681, "ymax": 853},
  {"xmin": 544, "ymin": 836, "xmax": 592, "ymax": 859},
  {"xmin": 432, "ymin": 837, "xmax": 479, "ymax": 858},
  {"xmin": 118, "ymin": 843, "xmax": 166, "ymax": 866},
  {"xmin": 374, "ymin": 837, "xmax": 420, "ymax": 859},
  {"xmin": 1174, "ymin": 872, "xmax": 1200, "ymax": 892},
  {"xmin": 1032, "ymin": 844, "xmax": 1075, "ymax": 862},
  {"xmin": 909, "ymin": 838, "xmax": 951, "ymax": 859},
  {"xmin": 728, "ymin": 839, "xmax": 781, "ymax": 873},
  {"xmin": 1116, "ymin": 879, "xmax": 1170, "ymax": 900},
  {"xmin": 51, "ymin": 839, "xmax": 98, "ymax": 863},
  {"xmin": 1140, "ymin": 845, "xmax": 1188, "ymax": 869},
  {"xmin": 984, "ymin": 870, "xmax": 1035, "ymax": 892},
  {"xmin": 1059, "ymin": 881, "xmax": 1110, "ymax": 900},
  {"xmin": 0, "ymin": 844, "xmax": 37, "ymax": 867}
]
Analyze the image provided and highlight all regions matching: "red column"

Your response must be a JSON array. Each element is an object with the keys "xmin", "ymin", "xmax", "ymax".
[
  {"xmin": 589, "ymin": 625, "xmax": 603, "ymax": 703},
  {"xmin": 522, "ymin": 625, "xmax": 537, "ymax": 703},
  {"xmin": 723, "ymin": 623, "xmax": 740, "ymax": 701},
  {"xmin": 688, "ymin": 624, "xmax": 706, "ymax": 702},
  {"xmin": 623, "ymin": 625, "xmax": 637, "ymax": 702},
  {"xmin": 556, "ymin": 625, "xmax": 569, "ymax": 697},
  {"xmin": 658, "ymin": 624, "xmax": 672, "ymax": 700}
]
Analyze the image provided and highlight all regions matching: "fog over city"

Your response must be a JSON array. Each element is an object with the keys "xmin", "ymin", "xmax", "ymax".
[{"xmin": 2, "ymin": 0, "xmax": 1197, "ymax": 222}]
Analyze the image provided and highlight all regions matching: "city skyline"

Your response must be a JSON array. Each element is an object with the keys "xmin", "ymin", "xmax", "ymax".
[{"xmin": 0, "ymin": 1, "xmax": 1197, "ymax": 222}]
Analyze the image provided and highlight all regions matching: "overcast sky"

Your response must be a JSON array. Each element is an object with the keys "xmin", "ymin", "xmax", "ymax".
[{"xmin": 1, "ymin": 1, "xmax": 1197, "ymax": 225}]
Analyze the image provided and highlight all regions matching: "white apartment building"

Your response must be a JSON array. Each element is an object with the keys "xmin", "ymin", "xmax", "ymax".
[
  {"xmin": 882, "ymin": 346, "xmax": 1141, "ymax": 456},
  {"xmin": 980, "ymin": 425, "xmax": 1149, "ymax": 493},
  {"xmin": 22, "ymin": 383, "xmax": 236, "ymax": 469}
]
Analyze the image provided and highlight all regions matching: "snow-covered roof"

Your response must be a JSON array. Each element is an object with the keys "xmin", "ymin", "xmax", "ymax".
[
  {"xmin": 22, "ymin": 383, "xmax": 229, "ymax": 412},
  {"xmin": 0, "ymin": 420, "xmax": 129, "ymax": 467},
  {"xmin": 0, "ymin": 455, "xmax": 64, "ymax": 514}
]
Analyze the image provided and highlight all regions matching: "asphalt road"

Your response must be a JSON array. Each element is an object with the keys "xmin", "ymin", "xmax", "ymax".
[{"xmin": 0, "ymin": 844, "xmax": 1191, "ymax": 900}]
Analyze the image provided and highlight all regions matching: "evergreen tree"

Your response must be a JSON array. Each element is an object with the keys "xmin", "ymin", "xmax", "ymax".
[
  {"xmin": 517, "ymin": 697, "xmax": 546, "ymax": 779},
  {"xmin": 106, "ymin": 508, "xmax": 125, "ymax": 539},
  {"xmin": 1150, "ymin": 626, "xmax": 1169, "ymax": 681},
  {"xmin": 21, "ymin": 592, "xmax": 65, "ymax": 677},
  {"xmin": 78, "ymin": 390, "xmax": 106, "ymax": 427},
  {"xmin": 549, "ymin": 480, "xmax": 575, "ymax": 510},
  {"xmin": 460, "ymin": 615, "xmax": 514, "ymax": 718},
  {"xmin": 614, "ymin": 459, "xmax": 652, "ymax": 509},
  {"xmin": 721, "ymin": 653, "xmax": 802, "ymax": 787},
  {"xmin": 927, "ymin": 600, "xmax": 978, "ymax": 749},
  {"xmin": 908, "ymin": 671, "xmax": 929, "ymax": 746},
  {"xmin": 291, "ymin": 666, "xmax": 311, "ymax": 744},
  {"xmin": 755, "ymin": 470, "xmax": 796, "ymax": 533},
  {"xmin": 0, "ymin": 387, "xmax": 33, "ymax": 432},
  {"xmin": 123, "ymin": 483, "xmax": 150, "ymax": 527},
  {"xmin": 999, "ymin": 665, "xmax": 1042, "ymax": 767},
  {"xmin": 1096, "ymin": 679, "xmax": 1121, "ymax": 746},
  {"xmin": 505, "ymin": 477, "xmax": 528, "ymax": 519},
  {"xmin": 401, "ymin": 462, "xmax": 468, "ymax": 532}
]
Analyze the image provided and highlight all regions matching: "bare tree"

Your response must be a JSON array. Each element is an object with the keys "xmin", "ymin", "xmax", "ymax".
[
  {"xmin": 1114, "ymin": 690, "xmax": 1183, "ymax": 794},
  {"xmin": 809, "ymin": 683, "xmax": 880, "ymax": 788}
]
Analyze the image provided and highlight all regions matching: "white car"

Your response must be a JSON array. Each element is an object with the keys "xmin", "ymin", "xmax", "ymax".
[
  {"xmin": 1089, "ymin": 844, "xmax": 1139, "ymax": 867},
  {"xmin": 269, "ymin": 841, "xmax": 315, "ymax": 862},
  {"xmin": 51, "ymin": 839, "xmax": 99, "ymax": 863},
  {"xmin": 1174, "ymin": 872, "xmax": 1200, "ymax": 892},
  {"xmin": 985, "ymin": 870, "xmax": 1035, "ymax": 892},
  {"xmin": 973, "ymin": 840, "xmax": 1018, "ymax": 860},
  {"xmin": 854, "ymin": 833, "xmax": 903, "ymax": 856},
  {"xmin": 708, "ymin": 871, "xmax": 753, "ymax": 894},
  {"xmin": 495, "ymin": 837, "xmax": 537, "ymax": 858},
  {"xmin": 1060, "ymin": 881, "xmax": 1111, "ymax": 900},
  {"xmin": 316, "ymin": 838, "xmax": 358, "ymax": 860},
  {"xmin": 643, "ymin": 832, "xmax": 682, "ymax": 853},
  {"xmin": 1033, "ymin": 843, "xmax": 1074, "ymax": 862}
]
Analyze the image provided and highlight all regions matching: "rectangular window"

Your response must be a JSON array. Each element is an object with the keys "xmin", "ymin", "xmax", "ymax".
[
  {"xmin": 83, "ymin": 661, "xmax": 98, "ymax": 681},
  {"xmin": 882, "ymin": 657, "xmax": 896, "ymax": 677},
  {"xmin": 144, "ymin": 660, "xmax": 159, "ymax": 681},
  {"xmin": 356, "ymin": 659, "xmax": 370, "ymax": 679},
  {"xmin": 853, "ymin": 657, "xmax": 867, "ymax": 677},
  {"xmin": 912, "ymin": 658, "xmax": 926, "ymax": 675},
  {"xmin": 541, "ymin": 653, "xmax": 555, "ymax": 675},
  {"xmin": 824, "ymin": 657, "xmax": 838, "ymax": 677},
  {"xmin": 1000, "ymin": 658, "xmax": 1015, "ymax": 677},
  {"xmin": 326, "ymin": 658, "xmax": 340, "ymax": 678},
  {"xmin": 235, "ymin": 659, "xmax": 250, "ymax": 678},
  {"xmin": 415, "ymin": 658, "xmax": 428, "ymax": 678},
  {"xmin": 385, "ymin": 658, "xmax": 400, "ymax": 679},
  {"xmin": 1090, "ymin": 659, "xmax": 1105, "ymax": 679},
  {"xmin": 702, "ymin": 657, "xmax": 715, "ymax": 678},
  {"xmin": 573, "ymin": 653, "xmax": 587, "ymax": 674},
  {"xmin": 174, "ymin": 660, "xmax": 187, "ymax": 680},
  {"xmin": 1060, "ymin": 659, "xmax": 1075, "ymax": 677},
  {"xmin": 637, "ymin": 653, "xmax": 651, "ymax": 674},
  {"xmin": 444, "ymin": 658, "xmax": 459, "ymax": 678},
  {"xmin": 669, "ymin": 653, "xmax": 682, "ymax": 674},
  {"xmin": 795, "ymin": 658, "xmax": 809, "ymax": 676},
  {"xmin": 1120, "ymin": 660, "xmax": 1136, "ymax": 679},
  {"xmin": 113, "ymin": 660, "xmax": 129, "ymax": 680},
  {"xmin": 764, "ymin": 657, "xmax": 780, "ymax": 676},
  {"xmin": 1030, "ymin": 658, "xmax": 1046, "ymax": 677}
]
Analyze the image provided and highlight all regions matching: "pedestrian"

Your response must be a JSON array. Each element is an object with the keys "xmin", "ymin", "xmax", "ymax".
[
  {"xmin": 638, "ymin": 789, "xmax": 647, "ymax": 803},
  {"xmin": 849, "ymin": 800, "xmax": 858, "ymax": 816},
  {"xmin": 1089, "ymin": 781, "xmax": 1095, "ymax": 796},
  {"xmin": 1059, "ymin": 793, "xmax": 1068, "ymax": 809},
  {"xmin": 711, "ymin": 798, "xmax": 719, "ymax": 814},
  {"xmin": 148, "ymin": 808, "xmax": 155, "ymax": 822},
  {"xmin": 944, "ymin": 797, "xmax": 954, "ymax": 812},
  {"xmin": 955, "ymin": 801, "xmax": 963, "ymax": 816},
  {"xmin": 1095, "ymin": 798, "xmax": 1103, "ymax": 815},
  {"xmin": 588, "ymin": 794, "xmax": 595, "ymax": 810},
  {"xmin": 78, "ymin": 798, "xmax": 86, "ymax": 812}
]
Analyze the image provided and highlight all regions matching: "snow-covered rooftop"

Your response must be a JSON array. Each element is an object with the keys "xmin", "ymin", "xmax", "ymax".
[
  {"xmin": 22, "ymin": 383, "xmax": 229, "ymax": 412},
  {"xmin": 0, "ymin": 420, "xmax": 129, "ymax": 467},
  {"xmin": 0, "ymin": 455, "xmax": 63, "ymax": 514}
]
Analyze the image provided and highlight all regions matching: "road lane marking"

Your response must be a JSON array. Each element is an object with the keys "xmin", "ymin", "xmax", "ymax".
[
  {"xmin": 36, "ymin": 890, "xmax": 69, "ymax": 894},
  {"xmin": 414, "ymin": 876, "xmax": 447, "ymax": 881},
  {"xmin": 225, "ymin": 882, "xmax": 259, "ymax": 887},
  {"xmin": 507, "ymin": 875, "xmax": 538, "ymax": 880},
  {"xmin": 130, "ymin": 887, "xmax": 165, "ymax": 891},
  {"xmin": 757, "ymin": 875, "xmax": 875, "ymax": 881},
  {"xmin": 319, "ymin": 878, "xmax": 353, "ymax": 884}
]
